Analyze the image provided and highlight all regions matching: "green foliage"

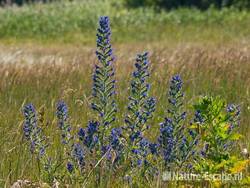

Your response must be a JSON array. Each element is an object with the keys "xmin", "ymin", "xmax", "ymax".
[
  {"xmin": 0, "ymin": 0, "xmax": 57, "ymax": 6},
  {"xmin": 0, "ymin": 0, "xmax": 249, "ymax": 43},
  {"xmin": 193, "ymin": 96, "xmax": 244, "ymax": 173},
  {"xmin": 124, "ymin": 0, "xmax": 250, "ymax": 10}
]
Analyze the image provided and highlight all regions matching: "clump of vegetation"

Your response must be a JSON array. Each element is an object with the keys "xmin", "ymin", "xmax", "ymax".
[
  {"xmin": 0, "ymin": 0, "xmax": 249, "ymax": 43},
  {"xmin": 19, "ymin": 16, "xmax": 250, "ymax": 187},
  {"xmin": 125, "ymin": 0, "xmax": 250, "ymax": 10}
]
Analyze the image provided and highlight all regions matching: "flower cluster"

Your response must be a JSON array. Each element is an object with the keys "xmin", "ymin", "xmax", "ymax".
[
  {"xmin": 23, "ymin": 104, "xmax": 37, "ymax": 140},
  {"xmin": 131, "ymin": 138, "xmax": 152, "ymax": 167},
  {"xmin": 158, "ymin": 118, "xmax": 175, "ymax": 167},
  {"xmin": 158, "ymin": 75, "xmax": 199, "ymax": 169},
  {"xmin": 23, "ymin": 104, "xmax": 47, "ymax": 158},
  {"xmin": 108, "ymin": 128, "xmax": 124, "ymax": 163},
  {"xmin": 56, "ymin": 101, "xmax": 72, "ymax": 145},
  {"xmin": 167, "ymin": 75, "xmax": 186, "ymax": 120},
  {"xmin": 125, "ymin": 52, "xmax": 156, "ymax": 143},
  {"xmin": 72, "ymin": 143, "xmax": 85, "ymax": 171},
  {"xmin": 194, "ymin": 110, "xmax": 205, "ymax": 124},
  {"xmin": 78, "ymin": 121, "xmax": 99, "ymax": 151},
  {"xmin": 227, "ymin": 104, "xmax": 240, "ymax": 131}
]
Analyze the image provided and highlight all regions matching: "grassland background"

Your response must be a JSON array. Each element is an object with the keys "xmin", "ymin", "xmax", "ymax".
[{"xmin": 0, "ymin": 0, "xmax": 250, "ymax": 187}]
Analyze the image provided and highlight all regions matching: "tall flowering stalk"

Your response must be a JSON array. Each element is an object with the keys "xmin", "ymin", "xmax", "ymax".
[
  {"xmin": 125, "ymin": 52, "xmax": 156, "ymax": 145},
  {"xmin": 23, "ymin": 104, "xmax": 58, "ymax": 183},
  {"xmin": 23, "ymin": 104, "xmax": 46, "ymax": 158},
  {"xmin": 92, "ymin": 16, "xmax": 117, "ymax": 145},
  {"xmin": 124, "ymin": 52, "xmax": 157, "ymax": 179},
  {"xmin": 158, "ymin": 75, "xmax": 198, "ymax": 170},
  {"xmin": 159, "ymin": 75, "xmax": 185, "ymax": 169},
  {"xmin": 56, "ymin": 101, "xmax": 76, "ymax": 174},
  {"xmin": 167, "ymin": 75, "xmax": 186, "ymax": 131}
]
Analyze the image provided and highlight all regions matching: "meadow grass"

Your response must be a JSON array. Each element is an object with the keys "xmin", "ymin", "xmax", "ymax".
[{"xmin": 0, "ymin": 42, "xmax": 250, "ymax": 187}]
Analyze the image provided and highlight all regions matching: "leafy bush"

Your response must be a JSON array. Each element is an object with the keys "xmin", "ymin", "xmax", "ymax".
[
  {"xmin": 193, "ymin": 97, "xmax": 243, "ymax": 173},
  {"xmin": 21, "ymin": 16, "xmax": 249, "ymax": 186}
]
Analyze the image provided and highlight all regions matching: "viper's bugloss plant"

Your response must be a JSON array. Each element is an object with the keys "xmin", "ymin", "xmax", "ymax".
[
  {"xmin": 125, "ymin": 52, "xmax": 156, "ymax": 144},
  {"xmin": 92, "ymin": 16, "xmax": 117, "ymax": 145},
  {"xmin": 56, "ymin": 101, "xmax": 75, "ymax": 175},
  {"xmin": 56, "ymin": 101, "xmax": 72, "ymax": 145},
  {"xmin": 123, "ymin": 52, "xmax": 158, "ymax": 182},
  {"xmin": 158, "ymin": 75, "xmax": 199, "ymax": 170},
  {"xmin": 23, "ymin": 104, "xmax": 47, "ymax": 158},
  {"xmin": 23, "ymin": 104, "xmax": 57, "ymax": 183},
  {"xmin": 23, "ymin": 104, "xmax": 36, "ymax": 140}
]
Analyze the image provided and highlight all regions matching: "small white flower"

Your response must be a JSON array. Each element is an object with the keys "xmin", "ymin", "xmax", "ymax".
[{"xmin": 242, "ymin": 148, "xmax": 248, "ymax": 155}]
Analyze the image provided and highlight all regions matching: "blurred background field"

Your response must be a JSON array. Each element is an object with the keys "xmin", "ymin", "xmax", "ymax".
[
  {"xmin": 0, "ymin": 0, "xmax": 250, "ymax": 187},
  {"xmin": 0, "ymin": 0, "xmax": 249, "ymax": 44}
]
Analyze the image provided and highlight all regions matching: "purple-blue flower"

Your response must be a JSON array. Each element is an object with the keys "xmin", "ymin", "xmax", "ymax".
[
  {"xmin": 72, "ymin": 143, "xmax": 85, "ymax": 169},
  {"xmin": 67, "ymin": 162, "xmax": 74, "ymax": 173},
  {"xmin": 23, "ymin": 104, "xmax": 46, "ymax": 158},
  {"xmin": 158, "ymin": 118, "xmax": 175, "ymax": 164},
  {"xmin": 56, "ymin": 101, "xmax": 72, "ymax": 144},
  {"xmin": 78, "ymin": 121, "xmax": 99, "ymax": 150},
  {"xmin": 227, "ymin": 104, "xmax": 240, "ymax": 131},
  {"xmin": 23, "ymin": 104, "xmax": 37, "ymax": 140},
  {"xmin": 194, "ymin": 110, "xmax": 204, "ymax": 124}
]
